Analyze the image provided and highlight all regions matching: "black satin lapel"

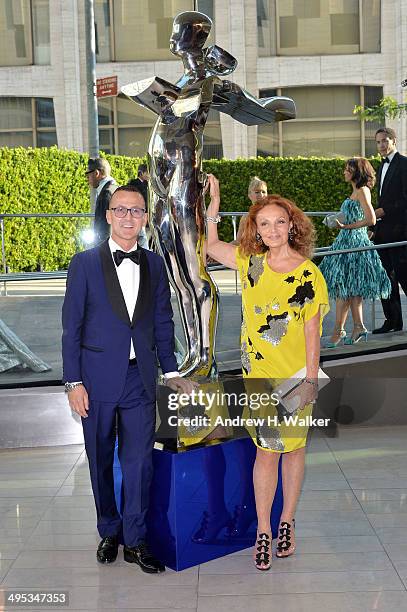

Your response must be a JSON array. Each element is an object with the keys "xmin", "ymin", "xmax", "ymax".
[
  {"xmin": 131, "ymin": 249, "xmax": 150, "ymax": 327},
  {"xmin": 381, "ymin": 155, "xmax": 399, "ymax": 196},
  {"xmin": 99, "ymin": 241, "xmax": 131, "ymax": 326}
]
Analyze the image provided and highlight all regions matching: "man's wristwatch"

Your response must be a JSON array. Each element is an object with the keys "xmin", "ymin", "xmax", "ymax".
[{"xmin": 64, "ymin": 382, "xmax": 83, "ymax": 393}]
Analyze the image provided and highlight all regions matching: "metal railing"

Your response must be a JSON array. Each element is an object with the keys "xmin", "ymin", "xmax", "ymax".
[
  {"xmin": 0, "ymin": 210, "xmax": 338, "ymax": 275},
  {"xmin": 2, "ymin": 209, "xmax": 407, "ymax": 326}
]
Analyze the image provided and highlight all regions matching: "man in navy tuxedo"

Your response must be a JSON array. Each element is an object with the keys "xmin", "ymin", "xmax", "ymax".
[
  {"xmin": 62, "ymin": 184, "xmax": 193, "ymax": 573},
  {"xmin": 373, "ymin": 127, "xmax": 407, "ymax": 333}
]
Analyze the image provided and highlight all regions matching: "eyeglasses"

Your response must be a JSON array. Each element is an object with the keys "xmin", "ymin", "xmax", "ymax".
[{"xmin": 110, "ymin": 206, "xmax": 146, "ymax": 219}]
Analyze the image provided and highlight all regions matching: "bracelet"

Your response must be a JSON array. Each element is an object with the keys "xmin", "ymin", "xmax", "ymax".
[
  {"xmin": 207, "ymin": 215, "xmax": 221, "ymax": 224},
  {"xmin": 303, "ymin": 377, "xmax": 318, "ymax": 389}
]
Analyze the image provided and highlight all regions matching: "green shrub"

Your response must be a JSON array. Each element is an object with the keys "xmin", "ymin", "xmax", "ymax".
[{"xmin": 0, "ymin": 147, "xmax": 381, "ymax": 272}]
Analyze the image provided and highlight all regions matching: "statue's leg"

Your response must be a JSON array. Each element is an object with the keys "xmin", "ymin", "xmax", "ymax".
[
  {"xmin": 149, "ymin": 192, "xmax": 201, "ymax": 374},
  {"xmin": 171, "ymin": 191, "xmax": 219, "ymax": 379}
]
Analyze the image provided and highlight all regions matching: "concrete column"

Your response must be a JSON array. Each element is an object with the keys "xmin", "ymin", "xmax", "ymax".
[
  {"xmin": 395, "ymin": 0, "xmax": 407, "ymax": 152},
  {"xmin": 52, "ymin": 0, "xmax": 84, "ymax": 151},
  {"xmin": 214, "ymin": 0, "xmax": 258, "ymax": 159}
]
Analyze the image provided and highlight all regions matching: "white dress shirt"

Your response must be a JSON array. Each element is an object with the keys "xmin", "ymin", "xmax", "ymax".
[
  {"xmin": 109, "ymin": 238, "xmax": 139, "ymax": 359},
  {"xmin": 380, "ymin": 150, "xmax": 397, "ymax": 195},
  {"xmin": 109, "ymin": 238, "xmax": 178, "ymax": 378}
]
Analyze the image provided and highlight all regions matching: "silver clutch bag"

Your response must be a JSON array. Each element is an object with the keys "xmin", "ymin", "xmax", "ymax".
[
  {"xmin": 322, "ymin": 212, "xmax": 345, "ymax": 229},
  {"xmin": 274, "ymin": 367, "xmax": 330, "ymax": 414}
]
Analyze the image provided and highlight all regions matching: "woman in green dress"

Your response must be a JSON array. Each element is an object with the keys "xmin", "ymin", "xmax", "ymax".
[{"xmin": 205, "ymin": 175, "xmax": 329, "ymax": 570}]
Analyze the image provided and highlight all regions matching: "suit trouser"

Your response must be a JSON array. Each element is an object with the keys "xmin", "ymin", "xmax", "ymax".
[
  {"xmin": 377, "ymin": 245, "xmax": 407, "ymax": 327},
  {"xmin": 82, "ymin": 363, "xmax": 156, "ymax": 547}
]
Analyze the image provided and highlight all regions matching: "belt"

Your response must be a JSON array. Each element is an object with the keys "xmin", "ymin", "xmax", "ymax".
[{"xmin": 129, "ymin": 358, "xmax": 137, "ymax": 366}]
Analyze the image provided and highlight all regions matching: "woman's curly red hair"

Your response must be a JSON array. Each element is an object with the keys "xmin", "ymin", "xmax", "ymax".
[{"xmin": 239, "ymin": 195, "xmax": 316, "ymax": 259}]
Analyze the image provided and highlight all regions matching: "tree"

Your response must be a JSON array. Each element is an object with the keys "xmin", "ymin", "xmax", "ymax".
[{"xmin": 353, "ymin": 96, "xmax": 407, "ymax": 122}]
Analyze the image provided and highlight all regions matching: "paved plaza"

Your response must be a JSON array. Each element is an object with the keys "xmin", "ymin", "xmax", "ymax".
[{"xmin": 1, "ymin": 426, "xmax": 407, "ymax": 611}]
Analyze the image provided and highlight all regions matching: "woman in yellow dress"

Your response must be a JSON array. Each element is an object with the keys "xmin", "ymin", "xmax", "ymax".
[{"xmin": 205, "ymin": 175, "xmax": 329, "ymax": 570}]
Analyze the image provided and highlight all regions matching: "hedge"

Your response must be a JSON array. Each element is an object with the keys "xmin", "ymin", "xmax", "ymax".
[{"xmin": 0, "ymin": 147, "xmax": 381, "ymax": 272}]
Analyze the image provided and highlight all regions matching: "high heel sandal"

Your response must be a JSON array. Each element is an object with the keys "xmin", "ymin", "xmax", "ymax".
[
  {"xmin": 325, "ymin": 327, "xmax": 346, "ymax": 348},
  {"xmin": 344, "ymin": 324, "xmax": 368, "ymax": 345},
  {"xmin": 254, "ymin": 532, "xmax": 271, "ymax": 571},
  {"xmin": 276, "ymin": 519, "xmax": 296, "ymax": 558}
]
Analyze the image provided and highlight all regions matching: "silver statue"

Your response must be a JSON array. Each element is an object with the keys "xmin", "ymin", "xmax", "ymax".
[{"xmin": 121, "ymin": 11, "xmax": 295, "ymax": 379}]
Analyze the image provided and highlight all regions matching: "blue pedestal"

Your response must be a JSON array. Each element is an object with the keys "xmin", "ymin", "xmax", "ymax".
[{"xmin": 114, "ymin": 437, "xmax": 283, "ymax": 571}]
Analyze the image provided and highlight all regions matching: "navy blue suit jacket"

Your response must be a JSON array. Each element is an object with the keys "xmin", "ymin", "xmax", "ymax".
[{"xmin": 62, "ymin": 241, "xmax": 178, "ymax": 402}]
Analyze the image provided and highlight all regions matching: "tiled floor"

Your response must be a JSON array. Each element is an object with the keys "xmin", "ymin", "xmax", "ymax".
[{"xmin": 1, "ymin": 427, "xmax": 407, "ymax": 611}]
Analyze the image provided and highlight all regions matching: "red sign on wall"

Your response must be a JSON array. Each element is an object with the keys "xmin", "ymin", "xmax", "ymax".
[{"xmin": 96, "ymin": 76, "xmax": 118, "ymax": 98}]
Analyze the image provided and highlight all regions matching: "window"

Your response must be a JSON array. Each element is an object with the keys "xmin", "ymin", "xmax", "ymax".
[
  {"xmin": 95, "ymin": 0, "xmax": 214, "ymax": 63},
  {"xmin": 258, "ymin": 0, "xmax": 381, "ymax": 56},
  {"xmin": 98, "ymin": 98, "xmax": 223, "ymax": 159},
  {"xmin": 0, "ymin": 0, "xmax": 50, "ymax": 66},
  {"xmin": 257, "ymin": 86, "xmax": 383, "ymax": 158},
  {"xmin": 0, "ymin": 97, "xmax": 57, "ymax": 148}
]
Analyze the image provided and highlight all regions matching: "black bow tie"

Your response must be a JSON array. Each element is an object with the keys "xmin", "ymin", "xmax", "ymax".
[
  {"xmin": 113, "ymin": 249, "xmax": 141, "ymax": 266},
  {"xmin": 383, "ymin": 157, "xmax": 390, "ymax": 164}
]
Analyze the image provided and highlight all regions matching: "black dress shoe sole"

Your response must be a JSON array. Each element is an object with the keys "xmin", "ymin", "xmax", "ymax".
[
  {"xmin": 96, "ymin": 553, "xmax": 118, "ymax": 564},
  {"xmin": 123, "ymin": 551, "xmax": 165, "ymax": 573}
]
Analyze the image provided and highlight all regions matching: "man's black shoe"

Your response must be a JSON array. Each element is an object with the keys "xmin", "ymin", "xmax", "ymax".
[
  {"xmin": 123, "ymin": 541, "xmax": 165, "ymax": 573},
  {"xmin": 372, "ymin": 321, "xmax": 400, "ymax": 334},
  {"xmin": 96, "ymin": 536, "xmax": 119, "ymax": 564}
]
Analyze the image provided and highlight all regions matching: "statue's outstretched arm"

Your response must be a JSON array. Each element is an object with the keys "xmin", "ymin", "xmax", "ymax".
[
  {"xmin": 212, "ymin": 80, "xmax": 296, "ymax": 125},
  {"xmin": 120, "ymin": 76, "xmax": 181, "ymax": 117}
]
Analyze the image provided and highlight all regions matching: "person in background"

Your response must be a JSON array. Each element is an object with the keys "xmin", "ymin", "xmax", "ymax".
[
  {"xmin": 372, "ymin": 127, "xmax": 407, "ymax": 334},
  {"xmin": 320, "ymin": 158, "xmax": 391, "ymax": 347},
  {"xmin": 86, "ymin": 158, "xmax": 117, "ymax": 243},
  {"xmin": 232, "ymin": 176, "xmax": 268, "ymax": 244},
  {"xmin": 128, "ymin": 163, "xmax": 150, "ymax": 249},
  {"xmin": 128, "ymin": 163, "xmax": 149, "ymax": 205}
]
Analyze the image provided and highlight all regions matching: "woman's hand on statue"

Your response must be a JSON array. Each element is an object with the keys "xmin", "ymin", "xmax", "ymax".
[{"xmin": 206, "ymin": 174, "xmax": 221, "ymax": 208}]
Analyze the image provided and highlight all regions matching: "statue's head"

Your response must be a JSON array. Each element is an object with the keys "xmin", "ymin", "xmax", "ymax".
[{"xmin": 170, "ymin": 11, "xmax": 212, "ymax": 55}]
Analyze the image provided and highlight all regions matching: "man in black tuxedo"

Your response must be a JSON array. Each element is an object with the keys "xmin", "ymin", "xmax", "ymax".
[
  {"xmin": 86, "ymin": 157, "xmax": 117, "ymax": 243},
  {"xmin": 373, "ymin": 127, "xmax": 407, "ymax": 333},
  {"xmin": 63, "ymin": 184, "xmax": 195, "ymax": 572}
]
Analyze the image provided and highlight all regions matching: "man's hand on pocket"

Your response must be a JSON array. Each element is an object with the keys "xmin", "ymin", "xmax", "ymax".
[{"xmin": 68, "ymin": 385, "xmax": 89, "ymax": 418}]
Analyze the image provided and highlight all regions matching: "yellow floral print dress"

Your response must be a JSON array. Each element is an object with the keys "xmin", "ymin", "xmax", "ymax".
[{"xmin": 236, "ymin": 250, "xmax": 329, "ymax": 453}]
